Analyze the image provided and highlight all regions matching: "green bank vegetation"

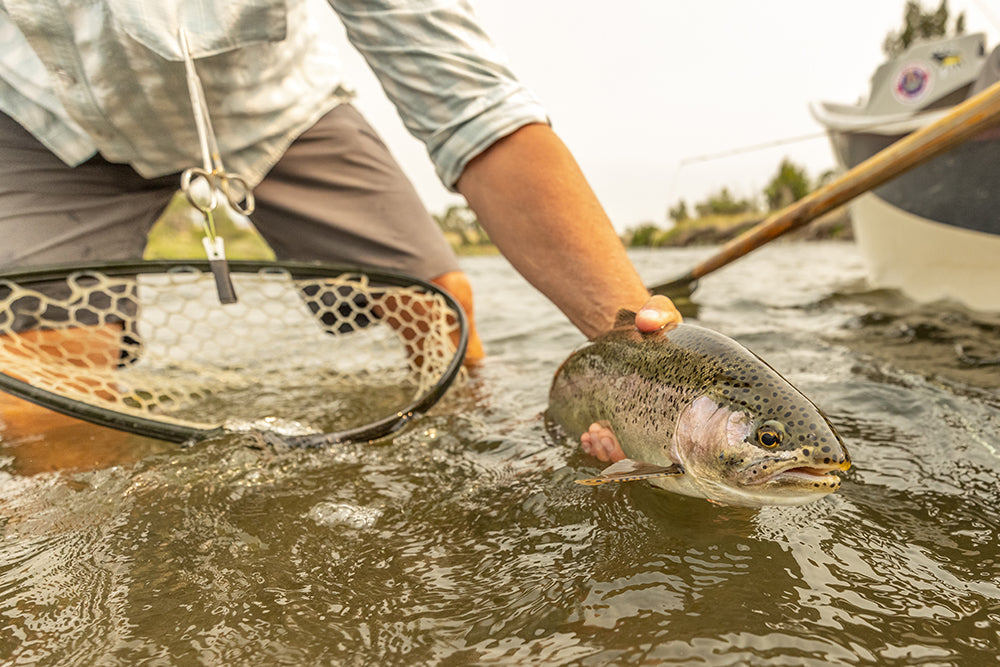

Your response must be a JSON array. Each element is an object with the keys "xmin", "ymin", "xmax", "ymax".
[
  {"xmin": 144, "ymin": 193, "xmax": 275, "ymax": 260},
  {"xmin": 143, "ymin": 155, "xmax": 843, "ymax": 261},
  {"xmin": 624, "ymin": 157, "xmax": 850, "ymax": 248},
  {"xmin": 883, "ymin": 0, "xmax": 965, "ymax": 57},
  {"xmin": 425, "ymin": 154, "xmax": 851, "ymax": 254},
  {"xmin": 144, "ymin": 192, "xmax": 503, "ymax": 260},
  {"xmin": 144, "ymin": 192, "xmax": 501, "ymax": 260},
  {"xmin": 434, "ymin": 205, "xmax": 498, "ymax": 255}
]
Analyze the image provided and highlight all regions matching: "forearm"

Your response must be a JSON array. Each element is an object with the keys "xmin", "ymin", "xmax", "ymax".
[{"xmin": 455, "ymin": 124, "xmax": 651, "ymax": 339}]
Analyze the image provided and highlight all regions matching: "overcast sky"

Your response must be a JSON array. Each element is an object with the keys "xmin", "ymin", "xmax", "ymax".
[{"xmin": 326, "ymin": 0, "xmax": 999, "ymax": 231}]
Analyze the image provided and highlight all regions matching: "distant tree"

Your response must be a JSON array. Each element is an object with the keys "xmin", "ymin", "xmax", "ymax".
[
  {"xmin": 816, "ymin": 168, "xmax": 837, "ymax": 188},
  {"xmin": 694, "ymin": 187, "xmax": 756, "ymax": 217},
  {"xmin": 667, "ymin": 199, "xmax": 690, "ymax": 223},
  {"xmin": 627, "ymin": 223, "xmax": 662, "ymax": 247},
  {"xmin": 882, "ymin": 0, "xmax": 966, "ymax": 58},
  {"xmin": 763, "ymin": 158, "xmax": 811, "ymax": 211},
  {"xmin": 434, "ymin": 204, "xmax": 489, "ymax": 246}
]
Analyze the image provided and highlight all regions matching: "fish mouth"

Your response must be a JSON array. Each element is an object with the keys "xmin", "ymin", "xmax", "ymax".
[{"xmin": 741, "ymin": 458, "xmax": 850, "ymax": 487}]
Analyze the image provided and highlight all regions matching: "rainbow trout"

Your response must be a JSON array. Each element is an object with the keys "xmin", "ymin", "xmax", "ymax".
[{"xmin": 548, "ymin": 313, "xmax": 850, "ymax": 507}]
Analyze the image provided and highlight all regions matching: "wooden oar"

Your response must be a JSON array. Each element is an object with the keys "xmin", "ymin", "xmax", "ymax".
[{"xmin": 649, "ymin": 78, "xmax": 1000, "ymax": 299}]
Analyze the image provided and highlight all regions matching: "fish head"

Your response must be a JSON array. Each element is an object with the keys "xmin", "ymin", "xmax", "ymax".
[{"xmin": 671, "ymin": 376, "xmax": 851, "ymax": 508}]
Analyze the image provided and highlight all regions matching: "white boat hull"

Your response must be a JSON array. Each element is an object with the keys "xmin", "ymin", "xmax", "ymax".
[{"xmin": 851, "ymin": 193, "xmax": 1000, "ymax": 311}]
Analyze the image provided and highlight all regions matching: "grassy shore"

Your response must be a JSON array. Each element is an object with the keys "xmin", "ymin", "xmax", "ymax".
[
  {"xmin": 144, "ymin": 194, "xmax": 275, "ymax": 260},
  {"xmin": 144, "ymin": 195, "xmax": 853, "ymax": 261},
  {"xmin": 625, "ymin": 207, "xmax": 854, "ymax": 248},
  {"xmin": 146, "ymin": 196, "xmax": 503, "ymax": 260}
]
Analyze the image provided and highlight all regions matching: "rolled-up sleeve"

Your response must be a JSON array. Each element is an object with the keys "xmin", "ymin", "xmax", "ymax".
[{"xmin": 328, "ymin": 0, "xmax": 549, "ymax": 189}]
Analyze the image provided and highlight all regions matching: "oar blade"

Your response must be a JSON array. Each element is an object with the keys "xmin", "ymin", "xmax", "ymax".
[{"xmin": 648, "ymin": 275, "xmax": 698, "ymax": 301}]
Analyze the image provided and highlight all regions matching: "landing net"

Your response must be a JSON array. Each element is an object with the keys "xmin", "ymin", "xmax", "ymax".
[{"xmin": 0, "ymin": 261, "xmax": 467, "ymax": 444}]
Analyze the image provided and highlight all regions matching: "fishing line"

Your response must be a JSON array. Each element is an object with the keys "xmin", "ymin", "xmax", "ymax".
[{"xmin": 664, "ymin": 129, "xmax": 830, "ymax": 220}]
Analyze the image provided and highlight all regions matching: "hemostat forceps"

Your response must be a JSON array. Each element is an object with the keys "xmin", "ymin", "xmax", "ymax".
[{"xmin": 178, "ymin": 28, "xmax": 252, "ymax": 303}]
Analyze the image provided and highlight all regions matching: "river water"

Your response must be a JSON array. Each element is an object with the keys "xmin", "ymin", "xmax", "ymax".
[{"xmin": 2, "ymin": 242, "xmax": 999, "ymax": 665}]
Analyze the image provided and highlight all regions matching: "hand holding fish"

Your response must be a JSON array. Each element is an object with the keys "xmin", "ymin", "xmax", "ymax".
[
  {"xmin": 634, "ymin": 294, "xmax": 683, "ymax": 333},
  {"xmin": 580, "ymin": 421, "xmax": 626, "ymax": 463}
]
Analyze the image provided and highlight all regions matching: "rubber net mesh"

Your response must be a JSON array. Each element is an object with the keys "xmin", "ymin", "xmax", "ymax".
[{"xmin": 0, "ymin": 265, "xmax": 464, "ymax": 439}]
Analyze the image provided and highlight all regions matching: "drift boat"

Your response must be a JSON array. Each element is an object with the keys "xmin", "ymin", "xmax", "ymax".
[{"xmin": 811, "ymin": 33, "xmax": 1000, "ymax": 311}]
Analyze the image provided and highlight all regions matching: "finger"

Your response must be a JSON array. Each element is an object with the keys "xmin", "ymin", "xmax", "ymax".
[
  {"xmin": 635, "ymin": 294, "xmax": 682, "ymax": 332},
  {"xmin": 582, "ymin": 422, "xmax": 626, "ymax": 462}
]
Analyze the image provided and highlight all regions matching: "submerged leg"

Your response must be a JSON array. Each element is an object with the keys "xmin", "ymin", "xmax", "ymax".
[
  {"xmin": 0, "ymin": 111, "xmax": 176, "ymax": 470},
  {"xmin": 0, "ymin": 390, "xmax": 151, "ymax": 475}
]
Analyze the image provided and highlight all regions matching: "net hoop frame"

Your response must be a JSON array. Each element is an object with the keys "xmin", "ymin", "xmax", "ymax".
[{"xmin": 0, "ymin": 259, "xmax": 469, "ymax": 446}]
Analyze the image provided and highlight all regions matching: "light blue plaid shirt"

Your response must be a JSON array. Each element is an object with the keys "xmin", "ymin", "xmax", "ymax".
[{"xmin": 0, "ymin": 0, "xmax": 548, "ymax": 188}]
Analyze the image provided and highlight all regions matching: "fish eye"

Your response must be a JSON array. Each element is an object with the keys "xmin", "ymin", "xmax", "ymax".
[{"xmin": 756, "ymin": 421, "xmax": 783, "ymax": 448}]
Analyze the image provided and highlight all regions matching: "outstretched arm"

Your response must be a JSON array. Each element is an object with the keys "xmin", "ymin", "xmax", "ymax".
[
  {"xmin": 456, "ymin": 124, "xmax": 680, "ymax": 463},
  {"xmin": 455, "ymin": 123, "xmax": 681, "ymax": 339}
]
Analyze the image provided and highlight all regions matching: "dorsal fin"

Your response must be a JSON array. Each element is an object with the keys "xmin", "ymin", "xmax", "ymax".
[{"xmin": 613, "ymin": 309, "xmax": 637, "ymax": 329}]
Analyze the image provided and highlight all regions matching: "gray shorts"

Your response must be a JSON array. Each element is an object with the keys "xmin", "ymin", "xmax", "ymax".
[{"xmin": 0, "ymin": 104, "xmax": 460, "ymax": 282}]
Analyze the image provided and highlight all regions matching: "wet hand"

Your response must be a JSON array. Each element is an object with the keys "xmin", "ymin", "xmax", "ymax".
[
  {"xmin": 635, "ymin": 294, "xmax": 682, "ymax": 332},
  {"xmin": 580, "ymin": 421, "xmax": 626, "ymax": 463}
]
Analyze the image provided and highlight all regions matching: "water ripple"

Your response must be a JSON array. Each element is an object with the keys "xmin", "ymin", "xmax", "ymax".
[{"xmin": 2, "ymin": 246, "xmax": 1000, "ymax": 665}]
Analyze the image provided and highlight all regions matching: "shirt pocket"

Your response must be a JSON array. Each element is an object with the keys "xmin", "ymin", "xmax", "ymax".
[{"xmin": 105, "ymin": 0, "xmax": 287, "ymax": 61}]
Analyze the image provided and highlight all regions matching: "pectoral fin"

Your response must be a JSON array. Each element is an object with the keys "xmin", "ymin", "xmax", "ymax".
[{"xmin": 575, "ymin": 458, "xmax": 685, "ymax": 486}]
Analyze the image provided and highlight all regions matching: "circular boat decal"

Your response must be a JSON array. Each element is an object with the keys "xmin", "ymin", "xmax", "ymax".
[{"xmin": 894, "ymin": 64, "xmax": 931, "ymax": 103}]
